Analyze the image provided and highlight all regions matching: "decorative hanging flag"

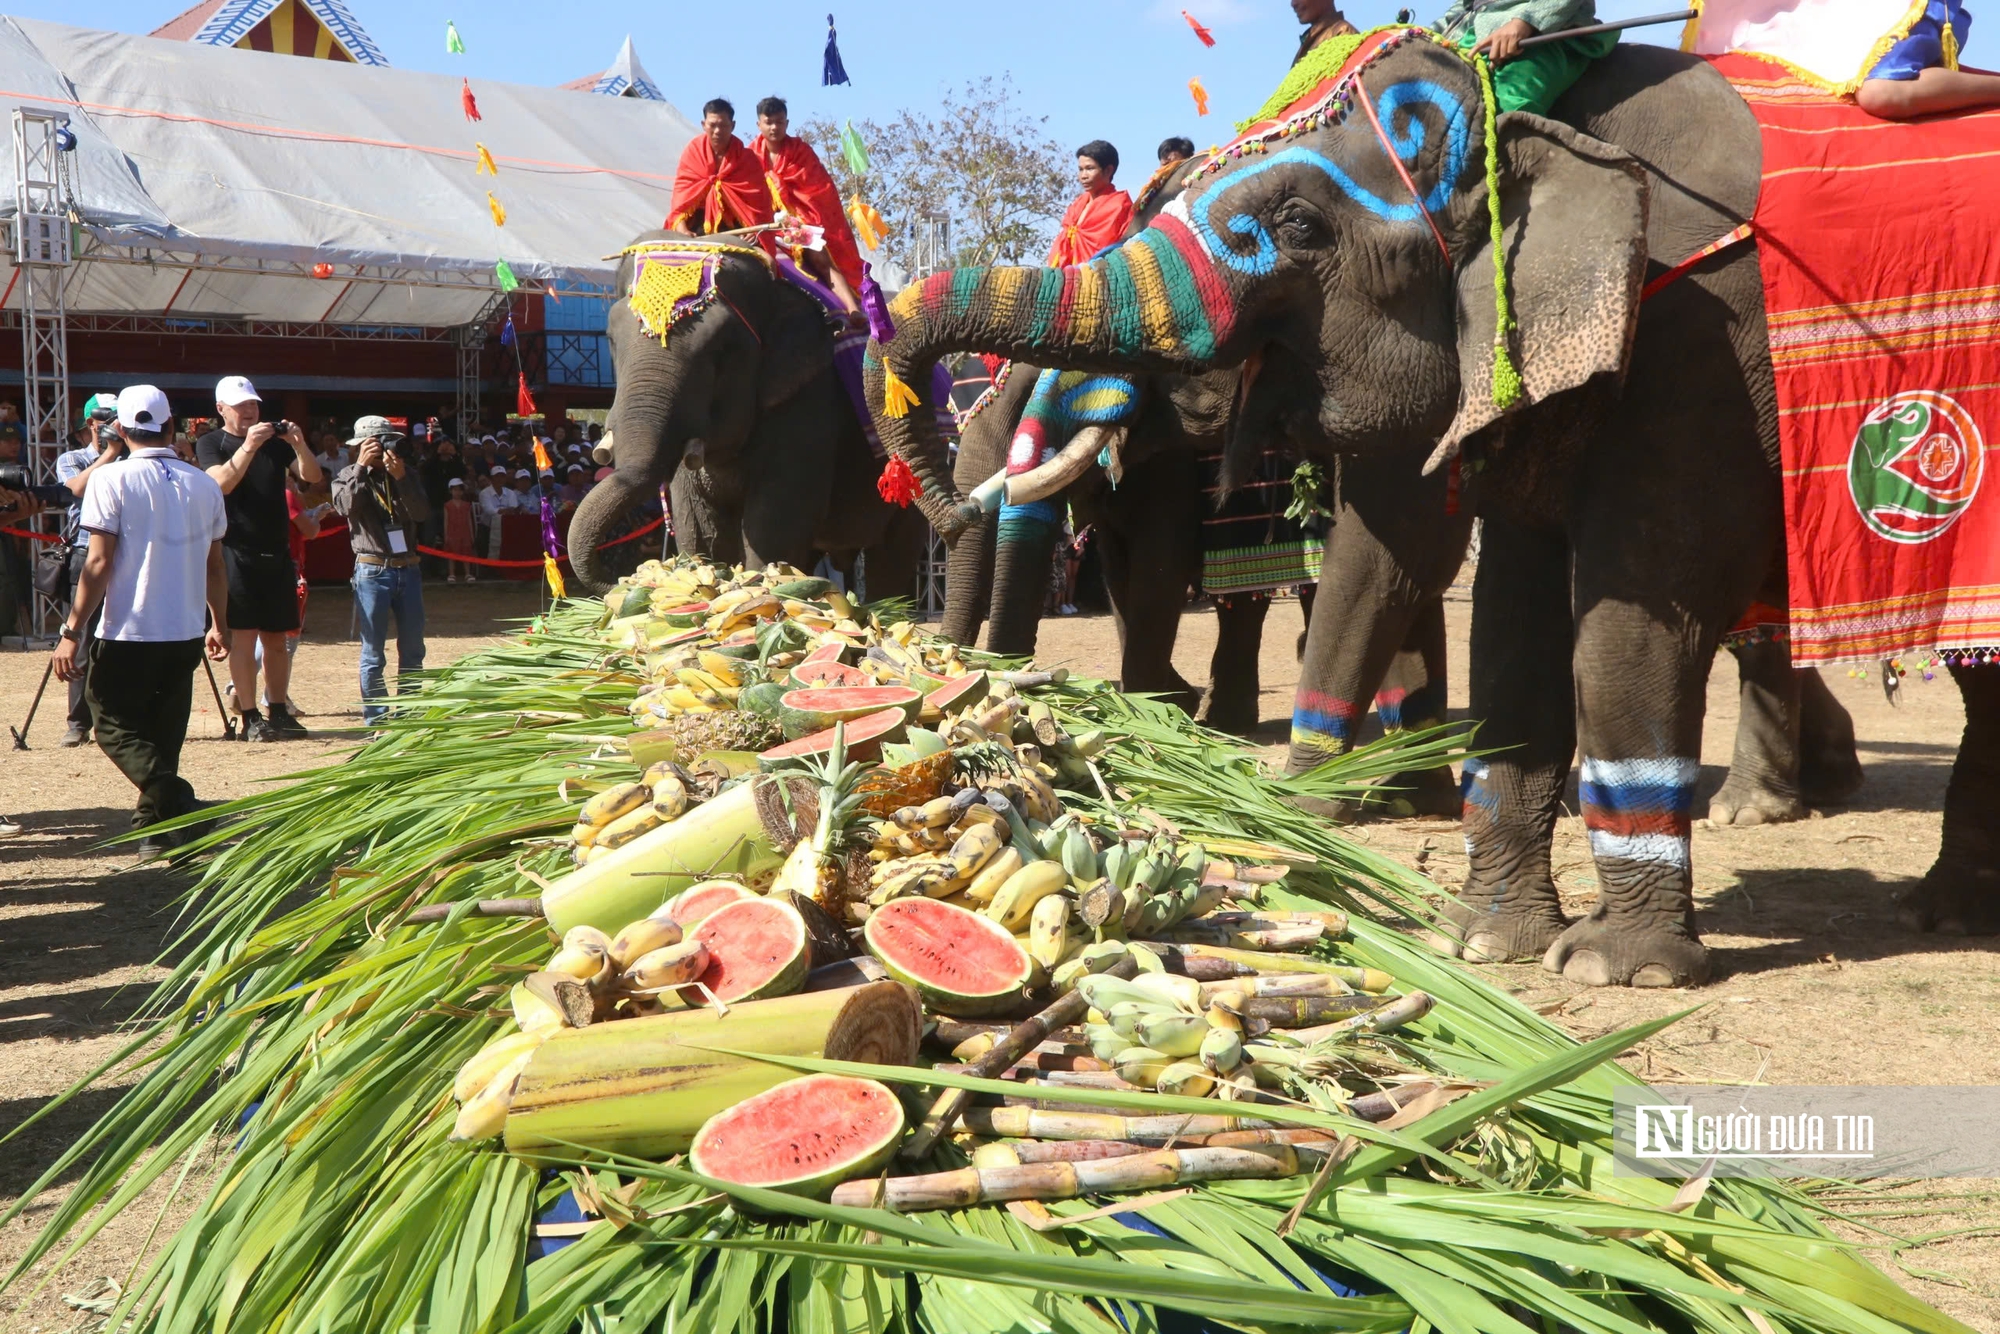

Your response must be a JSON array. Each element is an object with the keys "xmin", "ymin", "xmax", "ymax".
[
  {"xmin": 500, "ymin": 313, "xmax": 517, "ymax": 348},
  {"xmin": 1189, "ymin": 78, "xmax": 1210, "ymax": 116},
  {"xmin": 533, "ymin": 440, "xmax": 553, "ymax": 473},
  {"xmin": 823, "ymin": 13, "xmax": 850, "ymax": 87},
  {"xmin": 839, "ymin": 120, "xmax": 870, "ymax": 176},
  {"xmin": 543, "ymin": 553, "xmax": 567, "ymax": 600},
  {"xmin": 1182, "ymin": 10, "xmax": 1216, "ymax": 46},
  {"xmin": 461, "ymin": 78, "xmax": 482, "ymax": 122},
  {"xmin": 311, "ymin": 261, "xmax": 334, "ymax": 279},
  {"xmin": 859, "ymin": 261, "xmax": 896, "ymax": 343},
  {"xmin": 880, "ymin": 365, "xmax": 920, "ymax": 418},
  {"xmin": 516, "ymin": 371, "xmax": 539, "ymax": 417},
  {"xmin": 848, "ymin": 197, "xmax": 885, "ymax": 250},
  {"xmin": 446, "ymin": 19, "xmax": 465, "ymax": 53},
  {"xmin": 475, "ymin": 143, "xmax": 498, "ymax": 176},
  {"xmin": 876, "ymin": 455, "xmax": 921, "ymax": 507},
  {"xmin": 487, "ymin": 192, "xmax": 507, "ymax": 227},
  {"xmin": 494, "ymin": 258, "xmax": 519, "ymax": 292}
]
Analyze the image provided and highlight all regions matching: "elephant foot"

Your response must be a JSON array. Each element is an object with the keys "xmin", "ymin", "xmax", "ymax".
[
  {"xmin": 1377, "ymin": 764, "xmax": 1463, "ymax": 820},
  {"xmin": 1799, "ymin": 741, "xmax": 1864, "ymax": 808},
  {"xmin": 1432, "ymin": 897, "xmax": 1567, "ymax": 964},
  {"xmin": 1895, "ymin": 865, "xmax": 2000, "ymax": 936},
  {"xmin": 1541, "ymin": 911, "xmax": 1710, "ymax": 988},
  {"xmin": 1705, "ymin": 770, "xmax": 1806, "ymax": 827},
  {"xmin": 1201, "ymin": 696, "xmax": 1262, "ymax": 737},
  {"xmin": 1286, "ymin": 793, "xmax": 1357, "ymax": 824}
]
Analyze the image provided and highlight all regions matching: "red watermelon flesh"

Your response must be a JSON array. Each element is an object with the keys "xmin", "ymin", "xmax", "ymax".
[
  {"xmin": 778, "ymin": 685, "xmax": 923, "ymax": 739},
  {"xmin": 863, "ymin": 897, "xmax": 1034, "ymax": 1017},
  {"xmin": 759, "ymin": 707, "xmax": 906, "ymax": 763},
  {"xmin": 789, "ymin": 661, "xmax": 872, "ymax": 690},
  {"xmin": 663, "ymin": 879, "xmax": 756, "ymax": 925},
  {"xmin": 683, "ymin": 898, "xmax": 809, "ymax": 1003},
  {"xmin": 801, "ymin": 643, "xmax": 850, "ymax": 666},
  {"xmin": 689, "ymin": 1073, "xmax": 904, "ymax": 1197},
  {"xmin": 920, "ymin": 670, "xmax": 988, "ymax": 718}
]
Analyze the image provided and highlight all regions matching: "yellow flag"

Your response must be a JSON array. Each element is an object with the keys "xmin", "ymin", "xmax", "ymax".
[
  {"xmin": 487, "ymin": 192, "xmax": 507, "ymax": 227},
  {"xmin": 475, "ymin": 143, "xmax": 498, "ymax": 175}
]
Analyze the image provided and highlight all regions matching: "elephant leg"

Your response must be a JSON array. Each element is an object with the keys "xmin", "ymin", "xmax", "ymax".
[
  {"xmin": 1373, "ymin": 599, "xmax": 1461, "ymax": 819},
  {"xmin": 1797, "ymin": 668, "xmax": 1863, "ymax": 806},
  {"xmin": 1441, "ymin": 517, "xmax": 1573, "ymax": 964},
  {"xmin": 1708, "ymin": 639, "xmax": 1808, "ymax": 826},
  {"xmin": 1203, "ymin": 593, "xmax": 1270, "ymax": 735},
  {"xmin": 1897, "ymin": 663, "xmax": 2000, "ymax": 934},
  {"xmin": 1100, "ymin": 451, "xmax": 1202, "ymax": 713},
  {"xmin": 1295, "ymin": 583, "xmax": 1315, "ymax": 661}
]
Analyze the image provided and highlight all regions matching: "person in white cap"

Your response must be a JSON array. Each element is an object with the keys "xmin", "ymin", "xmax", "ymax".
[
  {"xmin": 50, "ymin": 386, "xmax": 229, "ymax": 856},
  {"xmin": 331, "ymin": 415, "xmax": 432, "ymax": 726},
  {"xmin": 479, "ymin": 463, "xmax": 519, "ymax": 559},
  {"xmin": 194, "ymin": 375, "xmax": 323, "ymax": 743}
]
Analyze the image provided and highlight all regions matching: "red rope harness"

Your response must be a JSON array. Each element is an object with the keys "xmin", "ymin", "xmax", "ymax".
[{"xmin": 1351, "ymin": 75, "xmax": 1453, "ymax": 267}]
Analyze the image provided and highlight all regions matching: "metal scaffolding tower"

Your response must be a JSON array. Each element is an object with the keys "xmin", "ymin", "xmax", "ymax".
[{"xmin": 12, "ymin": 106, "xmax": 73, "ymax": 638}]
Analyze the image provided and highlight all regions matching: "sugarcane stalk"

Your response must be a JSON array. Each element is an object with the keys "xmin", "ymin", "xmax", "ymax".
[
  {"xmin": 986, "ymin": 1138, "xmax": 1154, "ymax": 1164},
  {"xmin": 404, "ymin": 897, "xmax": 543, "ymax": 925},
  {"xmin": 504, "ymin": 980, "xmax": 921, "ymax": 1158},
  {"xmin": 829, "ymin": 1144, "xmax": 1302, "ymax": 1211},
  {"xmin": 1238, "ymin": 994, "xmax": 1388, "ymax": 1028},
  {"xmin": 962, "ymin": 1106, "xmax": 1266, "ymax": 1141},
  {"xmin": 1192, "ymin": 910, "xmax": 1348, "ymax": 935},
  {"xmin": 1347, "ymin": 1081, "xmax": 1446, "ymax": 1122},
  {"xmin": 1160, "ymin": 920, "xmax": 1325, "ymax": 951},
  {"xmin": 1195, "ymin": 973, "xmax": 1351, "ymax": 1003},
  {"xmin": 928, "ymin": 1020, "xmax": 1087, "ymax": 1050},
  {"xmin": 1172, "ymin": 944, "xmax": 1394, "ymax": 993},
  {"xmin": 901, "ymin": 954, "xmax": 1139, "ymax": 1160},
  {"xmin": 1291, "ymin": 990, "xmax": 1435, "ymax": 1043}
]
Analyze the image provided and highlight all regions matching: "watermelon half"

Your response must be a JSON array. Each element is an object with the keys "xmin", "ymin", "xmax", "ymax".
[
  {"xmin": 658, "ymin": 601, "xmax": 710, "ymax": 628},
  {"xmin": 683, "ymin": 897, "xmax": 810, "ymax": 1003},
  {"xmin": 789, "ymin": 661, "xmax": 872, "ymax": 690},
  {"xmin": 690, "ymin": 1073, "xmax": 904, "ymax": 1199},
  {"xmin": 778, "ymin": 686, "xmax": 923, "ymax": 740},
  {"xmin": 664, "ymin": 879, "xmax": 756, "ymax": 926},
  {"xmin": 864, "ymin": 897, "xmax": 1035, "ymax": 1017},
  {"xmin": 800, "ymin": 642, "xmax": 852, "ymax": 667},
  {"xmin": 759, "ymin": 706, "xmax": 907, "ymax": 764},
  {"xmin": 919, "ymin": 670, "xmax": 988, "ymax": 721}
]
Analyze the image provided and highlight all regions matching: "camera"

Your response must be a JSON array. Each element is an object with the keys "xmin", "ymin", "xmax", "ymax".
[{"xmin": 0, "ymin": 465, "xmax": 73, "ymax": 506}]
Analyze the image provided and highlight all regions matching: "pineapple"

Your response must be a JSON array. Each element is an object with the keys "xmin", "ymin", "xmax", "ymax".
[
  {"xmin": 770, "ymin": 725, "xmax": 868, "ymax": 918},
  {"xmin": 657, "ymin": 710, "xmax": 783, "ymax": 757}
]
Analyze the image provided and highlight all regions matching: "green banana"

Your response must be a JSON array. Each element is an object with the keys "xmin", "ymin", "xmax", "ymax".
[
  {"xmin": 1060, "ymin": 825, "xmax": 1100, "ymax": 883},
  {"xmin": 1199, "ymin": 1026, "xmax": 1244, "ymax": 1074},
  {"xmin": 1155, "ymin": 1061, "xmax": 1215, "ymax": 1098},
  {"xmin": 1114, "ymin": 1046, "xmax": 1175, "ymax": 1087},
  {"xmin": 1101, "ymin": 838, "xmax": 1137, "ymax": 891},
  {"xmin": 1135, "ymin": 1012, "xmax": 1209, "ymax": 1058}
]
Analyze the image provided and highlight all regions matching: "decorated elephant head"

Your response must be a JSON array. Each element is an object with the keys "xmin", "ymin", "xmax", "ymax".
[
  {"xmin": 570, "ymin": 230, "xmax": 833, "ymax": 588},
  {"xmin": 866, "ymin": 28, "xmax": 1649, "ymax": 539}
]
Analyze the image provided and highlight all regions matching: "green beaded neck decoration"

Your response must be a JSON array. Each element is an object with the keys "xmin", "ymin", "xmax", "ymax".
[{"xmin": 1220, "ymin": 28, "xmax": 1521, "ymax": 410}]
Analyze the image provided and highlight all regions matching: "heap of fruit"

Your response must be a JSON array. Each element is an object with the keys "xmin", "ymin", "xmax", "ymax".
[{"xmin": 441, "ymin": 558, "xmax": 1442, "ymax": 1211}]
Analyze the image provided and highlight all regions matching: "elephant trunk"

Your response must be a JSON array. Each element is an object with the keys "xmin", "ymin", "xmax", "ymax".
[
  {"xmin": 865, "ymin": 244, "xmax": 1232, "ymax": 543},
  {"xmin": 567, "ymin": 467, "xmax": 651, "ymax": 592}
]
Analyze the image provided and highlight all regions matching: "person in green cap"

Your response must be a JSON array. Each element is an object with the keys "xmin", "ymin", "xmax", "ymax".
[
  {"xmin": 1436, "ymin": 0, "xmax": 1616, "ymax": 116},
  {"xmin": 53, "ymin": 392, "xmax": 129, "ymax": 746}
]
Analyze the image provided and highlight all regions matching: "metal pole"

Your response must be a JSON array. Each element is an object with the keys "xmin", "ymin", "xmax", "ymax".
[
  {"xmin": 1517, "ymin": 9, "xmax": 1696, "ymax": 48},
  {"xmin": 12, "ymin": 107, "xmax": 73, "ymax": 640}
]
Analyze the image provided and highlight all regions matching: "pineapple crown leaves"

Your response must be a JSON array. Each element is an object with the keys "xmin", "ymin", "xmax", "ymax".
[
  {"xmin": 949, "ymin": 740, "xmax": 1019, "ymax": 784},
  {"xmin": 775, "ymin": 722, "xmax": 870, "ymax": 853}
]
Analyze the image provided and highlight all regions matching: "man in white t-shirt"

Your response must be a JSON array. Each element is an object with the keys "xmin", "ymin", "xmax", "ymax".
[{"xmin": 50, "ymin": 385, "xmax": 230, "ymax": 855}]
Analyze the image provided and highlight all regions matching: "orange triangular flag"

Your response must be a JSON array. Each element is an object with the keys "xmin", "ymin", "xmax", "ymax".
[
  {"xmin": 1182, "ymin": 10, "xmax": 1216, "ymax": 45},
  {"xmin": 1189, "ymin": 78, "xmax": 1211, "ymax": 116}
]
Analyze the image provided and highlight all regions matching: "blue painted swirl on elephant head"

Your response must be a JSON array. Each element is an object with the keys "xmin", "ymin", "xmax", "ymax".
[{"xmin": 1190, "ymin": 79, "xmax": 1473, "ymax": 275}]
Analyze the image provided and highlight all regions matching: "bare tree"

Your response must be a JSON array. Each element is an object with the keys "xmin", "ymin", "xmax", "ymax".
[{"xmin": 804, "ymin": 75, "xmax": 1070, "ymax": 276}]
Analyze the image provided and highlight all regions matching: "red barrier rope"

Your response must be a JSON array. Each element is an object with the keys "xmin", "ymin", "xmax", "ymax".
[{"xmin": 4, "ymin": 513, "xmax": 668, "ymax": 568}]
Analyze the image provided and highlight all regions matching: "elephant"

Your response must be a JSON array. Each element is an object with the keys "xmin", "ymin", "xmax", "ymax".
[
  {"xmin": 567, "ymin": 229, "xmax": 930, "ymax": 596},
  {"xmin": 862, "ymin": 36, "xmax": 1995, "ymax": 986}
]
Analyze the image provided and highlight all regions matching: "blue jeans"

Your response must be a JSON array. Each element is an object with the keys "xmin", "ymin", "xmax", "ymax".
[{"xmin": 351, "ymin": 563, "xmax": 426, "ymax": 724}]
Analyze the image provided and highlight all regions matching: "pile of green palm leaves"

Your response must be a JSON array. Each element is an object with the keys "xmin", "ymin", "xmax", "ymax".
[{"xmin": 1, "ymin": 601, "xmax": 1969, "ymax": 1334}]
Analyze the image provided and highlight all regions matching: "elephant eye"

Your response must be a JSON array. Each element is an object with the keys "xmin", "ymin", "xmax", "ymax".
[{"xmin": 1274, "ymin": 204, "xmax": 1327, "ymax": 250}]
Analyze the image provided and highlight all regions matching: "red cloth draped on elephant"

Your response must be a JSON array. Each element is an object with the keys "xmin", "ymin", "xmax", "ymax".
[
  {"xmin": 668, "ymin": 133, "xmax": 773, "ymax": 235},
  {"xmin": 752, "ymin": 134, "xmax": 864, "ymax": 289}
]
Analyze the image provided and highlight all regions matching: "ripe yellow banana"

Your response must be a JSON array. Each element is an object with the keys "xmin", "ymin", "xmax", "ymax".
[
  {"xmin": 547, "ymin": 925, "xmax": 613, "ymax": 985},
  {"xmin": 449, "ymin": 1050, "xmax": 535, "ymax": 1141},
  {"xmin": 1114, "ymin": 1046, "xmax": 1174, "ymax": 1087},
  {"xmin": 451, "ymin": 1030, "xmax": 543, "ymax": 1103},
  {"xmin": 946, "ymin": 823, "xmax": 1004, "ymax": 880},
  {"xmin": 962, "ymin": 846, "xmax": 1023, "ymax": 905},
  {"xmin": 608, "ymin": 913, "xmax": 684, "ymax": 971},
  {"xmin": 594, "ymin": 802, "xmax": 666, "ymax": 851},
  {"xmin": 1155, "ymin": 1061, "xmax": 1215, "ymax": 1098},
  {"xmin": 986, "ymin": 859, "xmax": 1069, "ymax": 932},
  {"xmin": 621, "ymin": 939, "xmax": 710, "ymax": 992},
  {"xmin": 579, "ymin": 781, "xmax": 649, "ymax": 828},
  {"xmin": 695, "ymin": 651, "xmax": 743, "ymax": 686},
  {"xmin": 1028, "ymin": 893, "xmax": 1072, "ymax": 968}
]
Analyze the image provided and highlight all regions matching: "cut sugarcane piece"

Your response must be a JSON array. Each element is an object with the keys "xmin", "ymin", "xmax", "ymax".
[
  {"xmin": 961, "ymin": 1106, "xmax": 1266, "ymax": 1141},
  {"xmin": 1291, "ymin": 990, "xmax": 1434, "ymax": 1041},
  {"xmin": 1159, "ymin": 920, "xmax": 1325, "ymax": 951},
  {"xmin": 1170, "ymin": 944, "xmax": 1395, "ymax": 993},
  {"xmin": 503, "ymin": 981, "xmax": 921, "ymax": 1159},
  {"xmin": 828, "ymin": 1144, "xmax": 1304, "ymax": 1211},
  {"xmin": 1195, "ymin": 973, "xmax": 1353, "ymax": 1003}
]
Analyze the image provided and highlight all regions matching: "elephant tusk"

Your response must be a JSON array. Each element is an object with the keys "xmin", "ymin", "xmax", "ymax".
[
  {"xmin": 592, "ymin": 429, "xmax": 614, "ymax": 467},
  {"xmin": 1006, "ymin": 426, "xmax": 1124, "ymax": 505},
  {"xmin": 967, "ymin": 470, "xmax": 1008, "ymax": 515}
]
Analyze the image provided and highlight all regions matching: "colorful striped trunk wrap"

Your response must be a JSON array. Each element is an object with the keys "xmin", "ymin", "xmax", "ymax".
[
  {"xmin": 1291, "ymin": 688, "xmax": 1362, "ymax": 762},
  {"xmin": 1578, "ymin": 756, "xmax": 1699, "ymax": 870},
  {"xmin": 1001, "ymin": 369, "xmax": 1142, "ymax": 527}
]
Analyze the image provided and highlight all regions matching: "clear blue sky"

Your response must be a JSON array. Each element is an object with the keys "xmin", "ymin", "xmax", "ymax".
[{"xmin": 15, "ymin": 1, "xmax": 1989, "ymax": 196}]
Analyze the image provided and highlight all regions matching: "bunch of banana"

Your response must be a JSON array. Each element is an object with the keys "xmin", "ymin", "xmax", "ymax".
[
  {"xmin": 1071, "ymin": 969, "xmax": 1253, "ymax": 1100},
  {"xmin": 863, "ymin": 792, "xmax": 1012, "ymax": 912},
  {"xmin": 569, "ymin": 761, "xmax": 699, "ymax": 864}
]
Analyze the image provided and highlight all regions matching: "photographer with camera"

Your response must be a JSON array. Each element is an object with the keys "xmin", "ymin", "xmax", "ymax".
[
  {"xmin": 331, "ymin": 416, "xmax": 430, "ymax": 727},
  {"xmin": 195, "ymin": 376, "xmax": 322, "ymax": 743},
  {"xmin": 49, "ymin": 386, "xmax": 229, "ymax": 856},
  {"xmin": 49, "ymin": 393, "xmax": 127, "ymax": 747}
]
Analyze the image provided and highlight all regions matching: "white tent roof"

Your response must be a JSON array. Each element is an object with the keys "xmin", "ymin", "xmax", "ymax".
[{"xmin": 0, "ymin": 16, "xmax": 695, "ymax": 326}]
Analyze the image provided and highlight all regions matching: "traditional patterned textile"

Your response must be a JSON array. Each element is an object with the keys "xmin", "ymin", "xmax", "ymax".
[
  {"xmin": 628, "ymin": 253, "xmax": 716, "ymax": 343},
  {"xmin": 1687, "ymin": 0, "xmax": 1948, "ymax": 93},
  {"xmin": 1198, "ymin": 444, "xmax": 1323, "ymax": 596},
  {"xmin": 1716, "ymin": 52, "xmax": 2000, "ymax": 664}
]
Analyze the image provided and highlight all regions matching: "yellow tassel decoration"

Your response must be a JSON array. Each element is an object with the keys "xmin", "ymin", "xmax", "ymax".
[
  {"xmin": 849, "ymin": 197, "xmax": 886, "ymax": 251},
  {"xmin": 545, "ymin": 553, "xmax": 567, "ymax": 600},
  {"xmin": 881, "ymin": 365, "xmax": 920, "ymax": 418},
  {"xmin": 475, "ymin": 143, "xmax": 498, "ymax": 176},
  {"xmin": 487, "ymin": 193, "xmax": 507, "ymax": 227}
]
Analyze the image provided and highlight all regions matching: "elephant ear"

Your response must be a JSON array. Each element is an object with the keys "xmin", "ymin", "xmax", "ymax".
[
  {"xmin": 1429, "ymin": 113, "xmax": 1649, "ymax": 472},
  {"xmin": 757, "ymin": 286, "xmax": 838, "ymax": 412}
]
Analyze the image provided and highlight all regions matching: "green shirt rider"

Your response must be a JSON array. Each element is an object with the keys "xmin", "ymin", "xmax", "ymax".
[{"xmin": 1436, "ymin": 0, "xmax": 1617, "ymax": 116}]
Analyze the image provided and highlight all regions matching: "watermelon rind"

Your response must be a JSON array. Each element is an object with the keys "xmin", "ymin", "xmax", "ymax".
[
  {"xmin": 923, "ymin": 670, "xmax": 989, "ymax": 716},
  {"xmin": 864, "ymin": 898, "xmax": 1034, "ymax": 1017},
  {"xmin": 689, "ymin": 1073, "xmax": 904, "ymax": 1199},
  {"xmin": 738, "ymin": 682, "xmax": 788, "ymax": 717},
  {"xmin": 788, "ymin": 662, "xmax": 873, "ymax": 691},
  {"xmin": 772, "ymin": 577, "xmax": 836, "ymax": 601},
  {"xmin": 687, "ymin": 897, "xmax": 810, "ymax": 1003},
  {"xmin": 758, "ymin": 707, "xmax": 907, "ymax": 764},
  {"xmin": 664, "ymin": 879, "xmax": 756, "ymax": 925},
  {"xmin": 778, "ymin": 686, "xmax": 923, "ymax": 740}
]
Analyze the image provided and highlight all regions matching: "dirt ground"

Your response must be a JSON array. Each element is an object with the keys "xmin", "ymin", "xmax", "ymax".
[{"xmin": 1, "ymin": 573, "xmax": 1994, "ymax": 1330}]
